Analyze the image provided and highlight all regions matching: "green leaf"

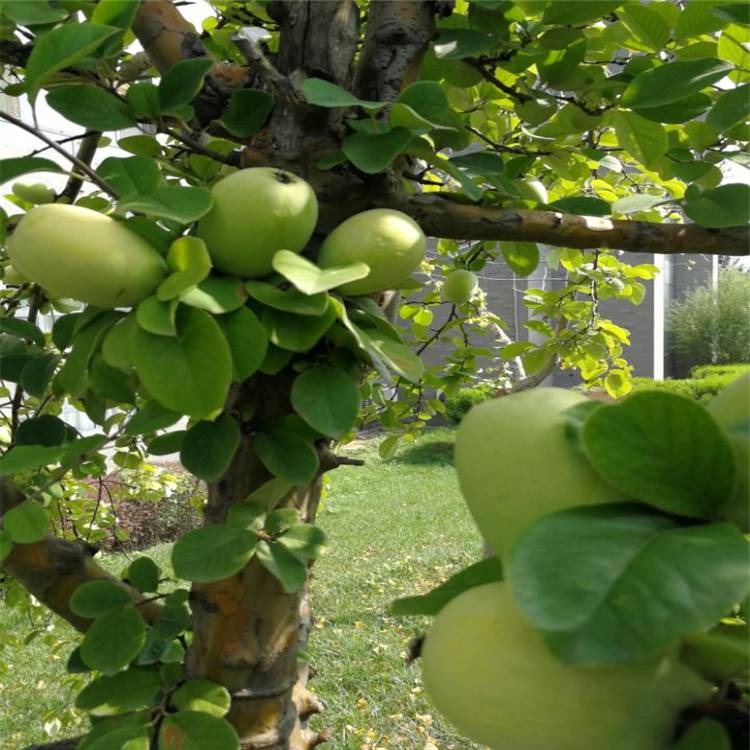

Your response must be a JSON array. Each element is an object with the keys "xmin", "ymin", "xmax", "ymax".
[
  {"xmin": 180, "ymin": 414, "xmax": 240, "ymax": 482},
  {"xmin": 611, "ymin": 193, "xmax": 665, "ymax": 214},
  {"xmin": 125, "ymin": 82, "xmax": 162, "ymax": 119},
  {"xmin": 262, "ymin": 305, "xmax": 337, "ymax": 353},
  {"xmin": 159, "ymin": 58, "xmax": 214, "ymax": 113},
  {"xmin": 98, "ymin": 156, "xmax": 161, "ymax": 199},
  {"xmin": 255, "ymin": 432, "xmax": 319, "ymax": 486},
  {"xmin": 397, "ymin": 81, "xmax": 449, "ymax": 123},
  {"xmin": 127, "ymin": 557, "xmax": 161, "ymax": 593},
  {"xmin": 159, "ymin": 711, "xmax": 239, "ymax": 750},
  {"xmin": 0, "ymin": 444, "xmax": 62, "ymax": 476},
  {"xmin": 136, "ymin": 296, "xmax": 178, "ymax": 337},
  {"xmin": 548, "ymin": 197, "xmax": 610, "ymax": 217},
  {"xmin": 58, "ymin": 311, "xmax": 122, "ymax": 399},
  {"xmin": 119, "ymin": 134, "xmax": 162, "ymax": 157},
  {"xmin": 342, "ymin": 128, "xmax": 413, "ymax": 174},
  {"xmin": 681, "ymin": 623, "xmax": 750, "ymax": 683},
  {"xmin": 291, "ymin": 366, "xmax": 360, "ymax": 439},
  {"xmin": 433, "ymin": 29, "xmax": 496, "ymax": 60},
  {"xmin": 157, "ymin": 237, "xmax": 212, "ymax": 301},
  {"xmin": 171, "ymin": 525, "xmax": 257, "ymax": 583},
  {"xmin": 582, "ymin": 391, "xmax": 735, "ymax": 517},
  {"xmin": 684, "ymin": 183, "xmax": 750, "ymax": 228},
  {"xmin": 171, "ymin": 679, "xmax": 231, "ymax": 718},
  {"xmin": 119, "ymin": 185, "xmax": 214, "ymax": 224},
  {"xmin": 449, "ymin": 151, "xmax": 505, "ymax": 175},
  {"xmin": 217, "ymin": 306, "xmax": 267, "ymax": 382},
  {"xmin": 633, "ymin": 93, "xmax": 712, "ymax": 124},
  {"xmin": 622, "ymin": 58, "xmax": 732, "ymax": 109},
  {"xmin": 543, "ymin": 1, "xmax": 622, "ymax": 24},
  {"xmin": 272, "ymin": 251, "xmax": 369, "ymax": 296},
  {"xmin": 76, "ymin": 667, "xmax": 162, "ymax": 717},
  {"xmin": 91, "ymin": 0, "xmax": 140, "ymax": 56},
  {"xmin": 3, "ymin": 1, "xmax": 68, "ymax": 25},
  {"xmin": 0, "ymin": 529, "xmax": 12, "ymax": 562},
  {"xmin": 509, "ymin": 505, "xmax": 750, "ymax": 665},
  {"xmin": 256, "ymin": 540, "xmax": 307, "ymax": 593},
  {"xmin": 502, "ymin": 241, "xmax": 539, "ymax": 276},
  {"xmin": 620, "ymin": 4, "xmax": 670, "ymax": 50},
  {"xmin": 124, "ymin": 400, "xmax": 182, "ymax": 436},
  {"xmin": 245, "ymin": 281, "xmax": 328, "ymax": 316},
  {"xmin": 15, "ymin": 415, "xmax": 68, "ymax": 447},
  {"xmin": 707, "ymin": 83, "xmax": 750, "ymax": 130},
  {"xmin": 89, "ymin": 355, "xmax": 136, "ymax": 403},
  {"xmin": 133, "ymin": 306, "xmax": 232, "ymax": 420},
  {"xmin": 47, "ymin": 84, "xmax": 137, "ymax": 131},
  {"xmin": 0, "ymin": 157, "xmax": 63, "ymax": 186},
  {"xmin": 301, "ymin": 78, "xmax": 383, "ymax": 111},
  {"xmin": 81, "ymin": 605, "xmax": 146, "ymax": 674},
  {"xmin": 147, "ymin": 430, "xmax": 185, "ymax": 456},
  {"xmin": 278, "ymin": 523, "xmax": 326, "ymax": 562},
  {"xmin": 390, "ymin": 557, "xmax": 503, "ymax": 616},
  {"xmin": 359, "ymin": 328, "xmax": 425, "ymax": 383},
  {"xmin": 179, "ymin": 275, "xmax": 247, "ymax": 314},
  {"xmin": 70, "ymin": 580, "xmax": 131, "ymax": 618},
  {"xmin": 25, "ymin": 23, "xmax": 118, "ymax": 100},
  {"xmin": 713, "ymin": 3, "xmax": 750, "ymax": 25},
  {"xmin": 2, "ymin": 500, "xmax": 48, "ymax": 543},
  {"xmin": 0, "ymin": 317, "xmax": 44, "ymax": 347},
  {"xmin": 675, "ymin": 719, "xmax": 731, "ymax": 750},
  {"xmin": 219, "ymin": 89, "xmax": 274, "ymax": 137},
  {"xmin": 611, "ymin": 110, "xmax": 667, "ymax": 168}
]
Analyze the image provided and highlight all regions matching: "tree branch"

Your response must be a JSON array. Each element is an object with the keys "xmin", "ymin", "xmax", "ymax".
[
  {"xmin": 0, "ymin": 111, "xmax": 115, "ymax": 197},
  {"xmin": 1, "ymin": 479, "xmax": 162, "ymax": 633},
  {"xmin": 353, "ymin": 1, "xmax": 438, "ymax": 102},
  {"xmin": 0, "ymin": 38, "xmax": 31, "ymax": 67},
  {"xmin": 22, "ymin": 739, "xmax": 82, "ymax": 750},
  {"xmin": 383, "ymin": 193, "xmax": 750, "ymax": 256},
  {"xmin": 60, "ymin": 131, "xmax": 101, "ymax": 203}
]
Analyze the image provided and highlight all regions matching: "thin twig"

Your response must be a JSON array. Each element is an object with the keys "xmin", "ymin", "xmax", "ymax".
[
  {"xmin": 159, "ymin": 124, "xmax": 240, "ymax": 166},
  {"xmin": 60, "ymin": 131, "xmax": 102, "ymax": 202},
  {"xmin": 0, "ymin": 111, "xmax": 116, "ymax": 197},
  {"xmin": 231, "ymin": 30, "xmax": 298, "ymax": 105}
]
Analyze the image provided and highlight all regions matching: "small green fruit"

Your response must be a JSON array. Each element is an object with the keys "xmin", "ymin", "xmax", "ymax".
[
  {"xmin": 455, "ymin": 388, "xmax": 626, "ymax": 559},
  {"xmin": 422, "ymin": 582, "xmax": 713, "ymax": 750},
  {"xmin": 707, "ymin": 372, "xmax": 749, "ymax": 530},
  {"xmin": 515, "ymin": 177, "xmax": 548, "ymax": 204},
  {"xmin": 12, "ymin": 182, "xmax": 55, "ymax": 205},
  {"xmin": 441, "ymin": 269, "xmax": 478, "ymax": 305},
  {"xmin": 8, "ymin": 204, "xmax": 166, "ymax": 308},
  {"xmin": 317, "ymin": 209, "xmax": 425, "ymax": 296},
  {"xmin": 197, "ymin": 167, "xmax": 318, "ymax": 277}
]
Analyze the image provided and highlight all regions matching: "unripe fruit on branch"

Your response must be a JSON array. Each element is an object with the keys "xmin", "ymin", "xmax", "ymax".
[
  {"xmin": 7, "ymin": 204, "xmax": 166, "ymax": 308},
  {"xmin": 317, "ymin": 209, "xmax": 426, "ymax": 295},
  {"xmin": 197, "ymin": 167, "xmax": 318, "ymax": 277},
  {"xmin": 707, "ymin": 372, "xmax": 749, "ymax": 531},
  {"xmin": 441, "ymin": 269, "xmax": 478, "ymax": 305},
  {"xmin": 421, "ymin": 582, "xmax": 712, "ymax": 750},
  {"xmin": 455, "ymin": 388, "xmax": 626, "ymax": 559},
  {"xmin": 11, "ymin": 182, "xmax": 55, "ymax": 205}
]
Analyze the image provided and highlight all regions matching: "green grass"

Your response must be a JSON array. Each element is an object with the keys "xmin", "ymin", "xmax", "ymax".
[{"xmin": 1, "ymin": 428, "xmax": 482, "ymax": 749}]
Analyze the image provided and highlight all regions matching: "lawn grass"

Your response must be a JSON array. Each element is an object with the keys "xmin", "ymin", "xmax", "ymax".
[{"xmin": 0, "ymin": 428, "xmax": 483, "ymax": 749}]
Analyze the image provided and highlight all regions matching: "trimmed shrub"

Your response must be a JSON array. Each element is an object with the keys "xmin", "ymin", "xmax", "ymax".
[
  {"xmin": 632, "ymin": 364, "xmax": 750, "ymax": 403},
  {"xmin": 444, "ymin": 384, "xmax": 497, "ymax": 424}
]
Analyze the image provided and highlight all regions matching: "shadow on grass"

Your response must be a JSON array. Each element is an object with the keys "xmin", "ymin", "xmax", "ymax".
[{"xmin": 393, "ymin": 440, "xmax": 455, "ymax": 466}]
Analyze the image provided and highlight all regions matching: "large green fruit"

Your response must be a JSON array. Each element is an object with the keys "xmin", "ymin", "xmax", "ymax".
[
  {"xmin": 196, "ymin": 167, "xmax": 318, "ymax": 277},
  {"xmin": 316, "ymin": 209, "xmax": 425, "ymax": 295},
  {"xmin": 441, "ymin": 269, "xmax": 478, "ymax": 305},
  {"xmin": 421, "ymin": 582, "xmax": 712, "ymax": 750},
  {"xmin": 455, "ymin": 388, "xmax": 626, "ymax": 559},
  {"xmin": 707, "ymin": 373, "xmax": 749, "ymax": 530},
  {"xmin": 7, "ymin": 204, "xmax": 166, "ymax": 308}
]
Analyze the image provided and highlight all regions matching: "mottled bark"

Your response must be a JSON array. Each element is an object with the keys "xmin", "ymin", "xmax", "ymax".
[{"xmin": 383, "ymin": 193, "xmax": 750, "ymax": 257}]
